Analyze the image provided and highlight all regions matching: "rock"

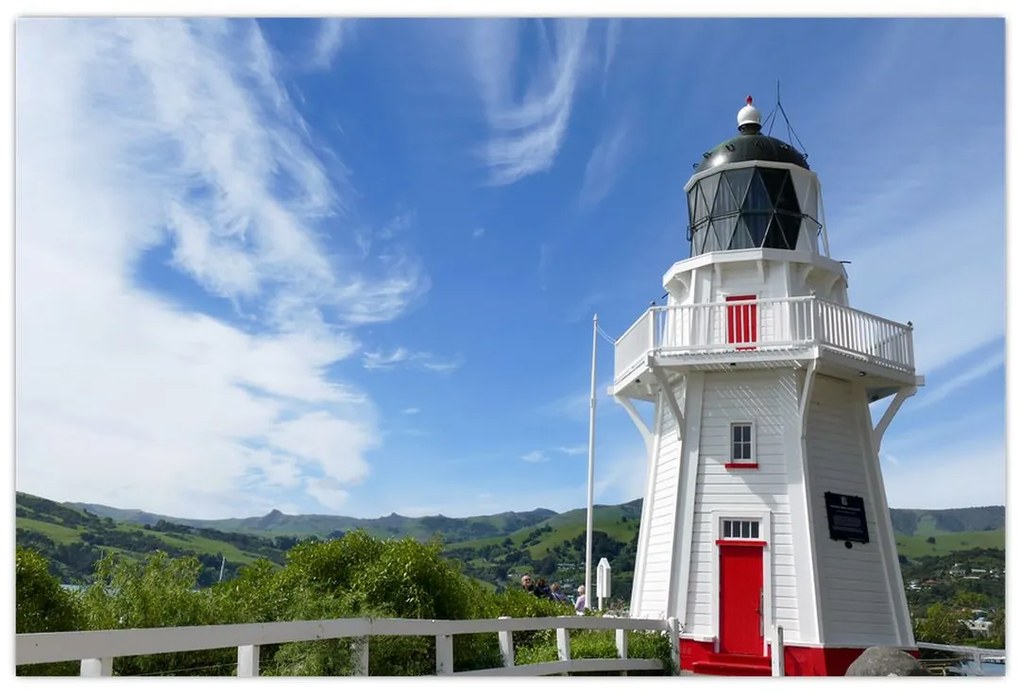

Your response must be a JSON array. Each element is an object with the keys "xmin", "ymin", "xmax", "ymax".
[{"xmin": 845, "ymin": 647, "xmax": 929, "ymax": 676}]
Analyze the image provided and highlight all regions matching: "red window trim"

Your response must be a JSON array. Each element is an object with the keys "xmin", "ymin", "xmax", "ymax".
[
  {"xmin": 716, "ymin": 539, "xmax": 767, "ymax": 547},
  {"xmin": 724, "ymin": 462, "xmax": 759, "ymax": 470}
]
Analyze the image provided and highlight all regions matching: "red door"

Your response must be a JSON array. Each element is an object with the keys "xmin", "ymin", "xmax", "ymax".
[
  {"xmin": 719, "ymin": 543, "xmax": 764, "ymax": 656},
  {"xmin": 726, "ymin": 295, "xmax": 758, "ymax": 350}
]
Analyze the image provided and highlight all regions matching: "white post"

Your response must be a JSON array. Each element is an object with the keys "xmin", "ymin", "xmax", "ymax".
[
  {"xmin": 237, "ymin": 644, "xmax": 259, "ymax": 677},
  {"xmin": 556, "ymin": 628, "xmax": 571, "ymax": 662},
  {"xmin": 435, "ymin": 634, "xmax": 454, "ymax": 675},
  {"xmin": 615, "ymin": 628, "xmax": 628, "ymax": 659},
  {"xmin": 80, "ymin": 657, "xmax": 113, "ymax": 677},
  {"xmin": 351, "ymin": 637, "xmax": 369, "ymax": 676},
  {"xmin": 584, "ymin": 313, "xmax": 598, "ymax": 609},
  {"xmin": 597, "ymin": 557, "xmax": 611, "ymax": 611},
  {"xmin": 771, "ymin": 624, "xmax": 785, "ymax": 676},
  {"xmin": 667, "ymin": 617, "xmax": 680, "ymax": 674},
  {"xmin": 497, "ymin": 616, "xmax": 514, "ymax": 669}
]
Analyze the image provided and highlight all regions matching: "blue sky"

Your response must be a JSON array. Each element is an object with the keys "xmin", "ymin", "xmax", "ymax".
[{"xmin": 14, "ymin": 17, "xmax": 1006, "ymax": 519}]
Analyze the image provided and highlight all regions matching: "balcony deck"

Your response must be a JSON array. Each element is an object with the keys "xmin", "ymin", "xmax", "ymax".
[{"xmin": 612, "ymin": 296, "xmax": 917, "ymax": 400}]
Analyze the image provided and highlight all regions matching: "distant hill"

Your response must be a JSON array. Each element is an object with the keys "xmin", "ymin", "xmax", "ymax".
[
  {"xmin": 18, "ymin": 492, "xmax": 1005, "ymax": 590},
  {"xmin": 66, "ymin": 500, "xmax": 559, "ymax": 543},
  {"xmin": 889, "ymin": 507, "xmax": 1005, "ymax": 535}
]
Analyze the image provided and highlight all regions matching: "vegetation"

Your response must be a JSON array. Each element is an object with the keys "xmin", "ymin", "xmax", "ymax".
[
  {"xmin": 15, "ymin": 491, "xmax": 1005, "ymax": 674},
  {"xmin": 15, "ymin": 534, "xmax": 676, "ymax": 677}
]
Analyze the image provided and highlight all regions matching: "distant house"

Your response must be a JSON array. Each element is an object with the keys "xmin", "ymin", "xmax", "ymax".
[{"xmin": 960, "ymin": 612, "xmax": 992, "ymax": 636}]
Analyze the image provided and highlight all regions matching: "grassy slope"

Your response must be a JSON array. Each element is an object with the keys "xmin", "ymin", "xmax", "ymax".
[
  {"xmin": 19, "ymin": 491, "xmax": 1005, "ymax": 585},
  {"xmin": 895, "ymin": 530, "xmax": 1005, "ymax": 559}
]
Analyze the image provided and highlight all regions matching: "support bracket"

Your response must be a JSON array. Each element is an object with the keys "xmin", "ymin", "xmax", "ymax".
[
  {"xmin": 650, "ymin": 364, "xmax": 684, "ymax": 435},
  {"xmin": 872, "ymin": 386, "xmax": 916, "ymax": 451},
  {"xmin": 614, "ymin": 395, "xmax": 653, "ymax": 455},
  {"xmin": 799, "ymin": 360, "xmax": 817, "ymax": 436}
]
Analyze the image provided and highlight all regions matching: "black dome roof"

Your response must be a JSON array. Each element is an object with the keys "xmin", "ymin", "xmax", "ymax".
[{"xmin": 695, "ymin": 131, "xmax": 809, "ymax": 174}]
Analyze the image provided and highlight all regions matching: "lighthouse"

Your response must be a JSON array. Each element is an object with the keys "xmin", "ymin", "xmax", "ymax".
[{"xmin": 612, "ymin": 97, "xmax": 923, "ymax": 676}]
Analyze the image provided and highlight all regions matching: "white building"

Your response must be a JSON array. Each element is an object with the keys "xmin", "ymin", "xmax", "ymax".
[{"xmin": 612, "ymin": 97, "xmax": 923, "ymax": 676}]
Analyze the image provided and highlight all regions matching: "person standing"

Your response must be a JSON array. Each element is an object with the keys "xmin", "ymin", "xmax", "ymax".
[
  {"xmin": 574, "ymin": 585, "xmax": 587, "ymax": 613},
  {"xmin": 549, "ymin": 582, "xmax": 567, "ymax": 603}
]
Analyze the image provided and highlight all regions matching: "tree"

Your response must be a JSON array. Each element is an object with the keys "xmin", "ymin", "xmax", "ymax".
[
  {"xmin": 16, "ymin": 547, "xmax": 81, "ymax": 675},
  {"xmin": 915, "ymin": 602, "xmax": 970, "ymax": 644}
]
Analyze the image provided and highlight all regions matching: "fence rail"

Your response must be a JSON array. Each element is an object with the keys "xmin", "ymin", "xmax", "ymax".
[
  {"xmin": 614, "ymin": 296, "xmax": 914, "ymax": 382},
  {"xmin": 915, "ymin": 642, "xmax": 1006, "ymax": 676},
  {"xmin": 16, "ymin": 615, "xmax": 678, "ymax": 677}
]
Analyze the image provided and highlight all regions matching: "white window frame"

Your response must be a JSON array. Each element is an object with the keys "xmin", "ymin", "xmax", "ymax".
[
  {"xmin": 727, "ymin": 421, "xmax": 756, "ymax": 467},
  {"xmin": 710, "ymin": 508, "xmax": 772, "ymax": 656}
]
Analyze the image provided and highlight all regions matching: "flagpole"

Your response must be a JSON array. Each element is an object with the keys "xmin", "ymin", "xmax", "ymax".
[{"xmin": 584, "ymin": 313, "xmax": 598, "ymax": 611}]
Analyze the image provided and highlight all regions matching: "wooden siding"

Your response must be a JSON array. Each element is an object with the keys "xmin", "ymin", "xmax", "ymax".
[
  {"xmin": 806, "ymin": 374, "xmax": 898, "ymax": 645},
  {"xmin": 631, "ymin": 380, "xmax": 685, "ymax": 618},
  {"xmin": 684, "ymin": 370, "xmax": 801, "ymax": 642}
]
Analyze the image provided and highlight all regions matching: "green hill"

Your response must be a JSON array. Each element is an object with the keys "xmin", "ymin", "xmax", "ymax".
[{"xmin": 17, "ymin": 492, "xmax": 1005, "ymax": 595}]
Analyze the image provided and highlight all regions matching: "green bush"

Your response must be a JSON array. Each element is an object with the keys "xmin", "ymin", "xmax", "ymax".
[
  {"xmin": 17, "ymin": 532, "xmax": 674, "ymax": 677},
  {"xmin": 16, "ymin": 546, "xmax": 81, "ymax": 675}
]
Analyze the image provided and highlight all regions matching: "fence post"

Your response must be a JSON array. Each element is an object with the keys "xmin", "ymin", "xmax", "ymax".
[
  {"xmin": 556, "ymin": 628, "xmax": 571, "ymax": 663},
  {"xmin": 237, "ymin": 644, "xmax": 260, "ymax": 677},
  {"xmin": 667, "ymin": 617, "xmax": 680, "ymax": 675},
  {"xmin": 973, "ymin": 651, "xmax": 983, "ymax": 675},
  {"xmin": 616, "ymin": 628, "xmax": 629, "ymax": 677},
  {"xmin": 435, "ymin": 634, "xmax": 454, "ymax": 675},
  {"xmin": 649, "ymin": 307, "xmax": 657, "ymax": 352},
  {"xmin": 351, "ymin": 637, "xmax": 369, "ymax": 676},
  {"xmin": 771, "ymin": 624, "xmax": 784, "ymax": 676},
  {"xmin": 80, "ymin": 657, "xmax": 113, "ymax": 677},
  {"xmin": 497, "ymin": 616, "xmax": 515, "ymax": 669}
]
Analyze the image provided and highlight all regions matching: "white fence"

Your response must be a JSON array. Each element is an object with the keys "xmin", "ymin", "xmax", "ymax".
[
  {"xmin": 16, "ymin": 615, "xmax": 679, "ymax": 677},
  {"xmin": 916, "ymin": 642, "xmax": 1006, "ymax": 676},
  {"xmin": 614, "ymin": 297, "xmax": 914, "ymax": 381}
]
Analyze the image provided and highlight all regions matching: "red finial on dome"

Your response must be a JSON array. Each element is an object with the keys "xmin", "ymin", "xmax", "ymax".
[{"xmin": 746, "ymin": 95, "xmax": 753, "ymax": 105}]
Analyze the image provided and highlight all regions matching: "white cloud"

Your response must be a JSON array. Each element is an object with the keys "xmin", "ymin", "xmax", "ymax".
[
  {"xmin": 309, "ymin": 19, "xmax": 350, "ymax": 72},
  {"xmin": 521, "ymin": 445, "xmax": 586, "ymax": 464},
  {"xmin": 470, "ymin": 19, "xmax": 589, "ymax": 185},
  {"xmin": 363, "ymin": 347, "xmax": 464, "ymax": 373},
  {"xmin": 881, "ymin": 438, "xmax": 1005, "ymax": 509},
  {"xmin": 14, "ymin": 19, "xmax": 420, "ymax": 517},
  {"xmin": 579, "ymin": 121, "xmax": 629, "ymax": 210},
  {"xmin": 912, "ymin": 348, "xmax": 1004, "ymax": 410},
  {"xmin": 602, "ymin": 19, "xmax": 621, "ymax": 91},
  {"xmin": 402, "ymin": 407, "xmax": 421, "ymax": 415},
  {"xmin": 473, "ymin": 227, "xmax": 486, "ymax": 239}
]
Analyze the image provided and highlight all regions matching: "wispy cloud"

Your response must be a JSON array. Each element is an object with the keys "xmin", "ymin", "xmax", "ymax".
[
  {"xmin": 913, "ymin": 348, "xmax": 1004, "ymax": 410},
  {"xmin": 309, "ymin": 19, "xmax": 350, "ymax": 72},
  {"xmin": 363, "ymin": 347, "xmax": 464, "ymax": 373},
  {"xmin": 521, "ymin": 444, "xmax": 586, "ymax": 464},
  {"xmin": 472, "ymin": 227, "xmax": 486, "ymax": 239},
  {"xmin": 402, "ymin": 407, "xmax": 421, "ymax": 415},
  {"xmin": 578, "ymin": 120, "xmax": 630, "ymax": 210},
  {"xmin": 15, "ymin": 18, "xmax": 418, "ymax": 517},
  {"xmin": 470, "ymin": 19, "xmax": 589, "ymax": 185},
  {"xmin": 881, "ymin": 438, "xmax": 1005, "ymax": 509},
  {"xmin": 602, "ymin": 19, "xmax": 621, "ymax": 93}
]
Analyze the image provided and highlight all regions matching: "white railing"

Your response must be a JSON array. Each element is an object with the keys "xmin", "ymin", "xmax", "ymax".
[
  {"xmin": 16, "ymin": 615, "xmax": 678, "ymax": 677},
  {"xmin": 614, "ymin": 296, "xmax": 914, "ymax": 382},
  {"xmin": 916, "ymin": 642, "xmax": 1006, "ymax": 676}
]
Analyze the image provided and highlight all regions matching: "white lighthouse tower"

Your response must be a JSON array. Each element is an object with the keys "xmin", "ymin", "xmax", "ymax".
[{"xmin": 612, "ymin": 97, "xmax": 923, "ymax": 676}]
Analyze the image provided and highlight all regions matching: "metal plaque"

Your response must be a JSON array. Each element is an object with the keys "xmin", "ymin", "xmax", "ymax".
[{"xmin": 824, "ymin": 492, "xmax": 870, "ymax": 544}]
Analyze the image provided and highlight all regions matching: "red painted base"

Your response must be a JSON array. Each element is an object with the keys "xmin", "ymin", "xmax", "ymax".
[{"xmin": 679, "ymin": 638, "xmax": 919, "ymax": 676}]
